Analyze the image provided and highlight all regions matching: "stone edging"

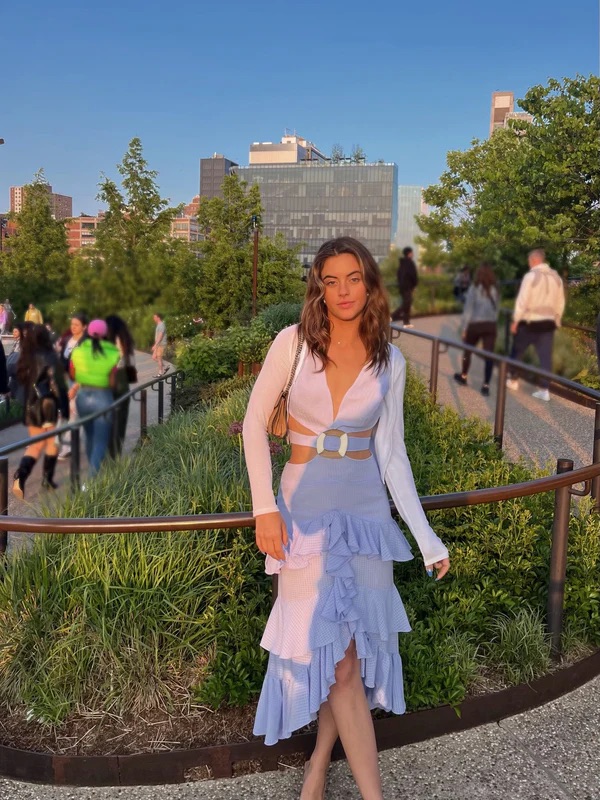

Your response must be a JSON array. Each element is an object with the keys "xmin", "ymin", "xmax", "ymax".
[{"xmin": 1, "ymin": 649, "xmax": 598, "ymax": 787}]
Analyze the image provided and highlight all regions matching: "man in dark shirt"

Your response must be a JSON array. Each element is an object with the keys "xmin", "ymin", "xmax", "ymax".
[{"xmin": 391, "ymin": 247, "xmax": 418, "ymax": 327}]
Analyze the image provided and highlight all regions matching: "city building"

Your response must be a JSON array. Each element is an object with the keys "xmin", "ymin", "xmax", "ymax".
[
  {"xmin": 233, "ymin": 135, "xmax": 397, "ymax": 263},
  {"xmin": 249, "ymin": 133, "xmax": 327, "ymax": 165},
  {"xmin": 200, "ymin": 154, "xmax": 238, "ymax": 199},
  {"xmin": 170, "ymin": 214, "xmax": 200, "ymax": 243},
  {"xmin": 65, "ymin": 214, "xmax": 103, "ymax": 253},
  {"xmin": 10, "ymin": 184, "xmax": 73, "ymax": 220},
  {"xmin": 489, "ymin": 91, "xmax": 533, "ymax": 136},
  {"xmin": 395, "ymin": 186, "xmax": 427, "ymax": 256}
]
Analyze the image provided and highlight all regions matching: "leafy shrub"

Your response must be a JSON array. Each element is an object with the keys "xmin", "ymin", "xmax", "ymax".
[
  {"xmin": 257, "ymin": 302, "xmax": 302, "ymax": 337},
  {"xmin": 485, "ymin": 608, "xmax": 551, "ymax": 685},
  {"xmin": 176, "ymin": 333, "xmax": 238, "ymax": 383}
]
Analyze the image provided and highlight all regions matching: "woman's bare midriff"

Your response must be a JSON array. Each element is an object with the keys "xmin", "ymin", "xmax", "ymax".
[{"xmin": 288, "ymin": 415, "xmax": 372, "ymax": 464}]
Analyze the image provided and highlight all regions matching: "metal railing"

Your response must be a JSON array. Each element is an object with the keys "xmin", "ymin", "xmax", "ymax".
[
  {"xmin": 390, "ymin": 321, "xmax": 600, "ymax": 509},
  {"xmin": 0, "ymin": 369, "xmax": 185, "ymax": 551}
]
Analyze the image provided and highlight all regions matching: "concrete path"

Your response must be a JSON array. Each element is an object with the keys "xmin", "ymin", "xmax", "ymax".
[
  {"xmin": 393, "ymin": 315, "xmax": 595, "ymax": 470},
  {"xmin": 0, "ymin": 319, "xmax": 598, "ymax": 799},
  {"xmin": 0, "ymin": 344, "xmax": 172, "ymax": 553}
]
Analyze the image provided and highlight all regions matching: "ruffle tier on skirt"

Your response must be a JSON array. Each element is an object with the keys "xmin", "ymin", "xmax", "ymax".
[{"xmin": 254, "ymin": 454, "xmax": 415, "ymax": 745}]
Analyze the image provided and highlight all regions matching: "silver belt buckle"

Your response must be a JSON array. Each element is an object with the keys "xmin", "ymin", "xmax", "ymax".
[{"xmin": 316, "ymin": 428, "xmax": 349, "ymax": 459}]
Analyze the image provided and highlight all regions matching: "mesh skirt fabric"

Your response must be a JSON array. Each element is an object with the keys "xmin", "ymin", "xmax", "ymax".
[{"xmin": 254, "ymin": 454, "xmax": 414, "ymax": 745}]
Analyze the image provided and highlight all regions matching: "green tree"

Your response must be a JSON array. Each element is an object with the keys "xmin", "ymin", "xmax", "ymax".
[
  {"xmin": 2, "ymin": 169, "xmax": 70, "ymax": 314},
  {"xmin": 196, "ymin": 174, "xmax": 303, "ymax": 330},
  {"xmin": 419, "ymin": 74, "xmax": 600, "ymax": 280},
  {"xmin": 330, "ymin": 143, "xmax": 345, "ymax": 163},
  {"xmin": 350, "ymin": 144, "xmax": 366, "ymax": 164},
  {"xmin": 68, "ymin": 138, "xmax": 183, "ymax": 335}
]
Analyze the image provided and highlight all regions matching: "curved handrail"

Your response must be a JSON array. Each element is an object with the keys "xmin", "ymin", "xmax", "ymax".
[
  {"xmin": 0, "ymin": 370, "xmax": 185, "ymax": 457},
  {"xmin": 391, "ymin": 322, "xmax": 600, "ymax": 402},
  {"xmin": 1, "ymin": 461, "xmax": 598, "ymax": 534}
]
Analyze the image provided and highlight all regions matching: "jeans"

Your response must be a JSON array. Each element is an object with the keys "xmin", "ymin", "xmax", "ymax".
[
  {"xmin": 76, "ymin": 388, "xmax": 114, "ymax": 477},
  {"xmin": 462, "ymin": 322, "xmax": 497, "ymax": 385},
  {"xmin": 510, "ymin": 324, "xmax": 555, "ymax": 389}
]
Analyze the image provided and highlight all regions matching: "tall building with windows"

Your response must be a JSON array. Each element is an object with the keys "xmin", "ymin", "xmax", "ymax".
[
  {"xmin": 395, "ymin": 186, "xmax": 427, "ymax": 256},
  {"xmin": 233, "ymin": 135, "xmax": 397, "ymax": 263},
  {"xmin": 10, "ymin": 184, "xmax": 73, "ymax": 220},
  {"xmin": 489, "ymin": 91, "xmax": 532, "ymax": 136},
  {"xmin": 65, "ymin": 214, "xmax": 103, "ymax": 253},
  {"xmin": 200, "ymin": 154, "xmax": 238, "ymax": 199}
]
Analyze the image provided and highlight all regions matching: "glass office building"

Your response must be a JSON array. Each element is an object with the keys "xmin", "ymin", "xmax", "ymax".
[
  {"xmin": 235, "ymin": 162, "xmax": 398, "ymax": 264},
  {"xmin": 395, "ymin": 185, "xmax": 425, "ymax": 255}
]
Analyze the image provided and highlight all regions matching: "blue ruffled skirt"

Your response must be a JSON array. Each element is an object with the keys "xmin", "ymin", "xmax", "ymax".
[{"xmin": 254, "ymin": 453, "xmax": 414, "ymax": 745}]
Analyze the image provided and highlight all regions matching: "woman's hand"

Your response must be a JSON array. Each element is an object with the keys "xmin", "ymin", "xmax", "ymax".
[
  {"xmin": 255, "ymin": 511, "xmax": 288, "ymax": 561},
  {"xmin": 427, "ymin": 558, "xmax": 450, "ymax": 580}
]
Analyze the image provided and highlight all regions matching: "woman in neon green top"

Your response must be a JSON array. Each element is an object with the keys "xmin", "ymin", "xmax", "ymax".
[{"xmin": 70, "ymin": 319, "xmax": 120, "ymax": 476}]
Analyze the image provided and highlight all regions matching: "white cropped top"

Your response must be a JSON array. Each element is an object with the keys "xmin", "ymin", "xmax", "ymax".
[{"xmin": 242, "ymin": 325, "xmax": 449, "ymax": 566}]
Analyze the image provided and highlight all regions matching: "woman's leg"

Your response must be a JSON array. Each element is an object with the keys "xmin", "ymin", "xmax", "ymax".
[
  {"xmin": 89, "ymin": 397, "xmax": 113, "ymax": 476},
  {"xmin": 301, "ymin": 701, "xmax": 338, "ymax": 799},
  {"xmin": 461, "ymin": 326, "xmax": 479, "ymax": 376},
  {"xmin": 326, "ymin": 641, "xmax": 383, "ymax": 800},
  {"xmin": 481, "ymin": 327, "xmax": 497, "ymax": 386},
  {"xmin": 13, "ymin": 427, "xmax": 44, "ymax": 498}
]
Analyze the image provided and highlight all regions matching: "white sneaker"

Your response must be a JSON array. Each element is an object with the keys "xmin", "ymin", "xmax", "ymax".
[
  {"xmin": 532, "ymin": 388, "xmax": 550, "ymax": 402},
  {"xmin": 58, "ymin": 445, "xmax": 71, "ymax": 460},
  {"xmin": 404, "ymin": 323, "xmax": 414, "ymax": 329},
  {"xmin": 506, "ymin": 378, "xmax": 520, "ymax": 391}
]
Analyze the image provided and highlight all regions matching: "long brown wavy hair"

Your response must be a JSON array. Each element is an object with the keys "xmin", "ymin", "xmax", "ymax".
[
  {"xmin": 300, "ymin": 237, "xmax": 390, "ymax": 372},
  {"xmin": 474, "ymin": 262, "xmax": 498, "ymax": 305}
]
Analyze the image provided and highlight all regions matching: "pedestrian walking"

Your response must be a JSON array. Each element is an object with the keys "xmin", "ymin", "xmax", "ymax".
[
  {"xmin": 0, "ymin": 305, "xmax": 7, "ymax": 336},
  {"xmin": 70, "ymin": 319, "xmax": 120, "ymax": 477},
  {"xmin": 243, "ymin": 236, "xmax": 449, "ymax": 800},
  {"xmin": 506, "ymin": 248, "xmax": 565, "ymax": 401},
  {"xmin": 56, "ymin": 313, "xmax": 88, "ymax": 460},
  {"xmin": 24, "ymin": 303, "xmax": 43, "ymax": 325},
  {"xmin": 453, "ymin": 263, "xmax": 499, "ymax": 396},
  {"xmin": 151, "ymin": 312, "xmax": 168, "ymax": 376},
  {"xmin": 390, "ymin": 246, "xmax": 418, "ymax": 327},
  {"xmin": 3, "ymin": 299, "xmax": 14, "ymax": 332},
  {"xmin": 453, "ymin": 266, "xmax": 471, "ymax": 306},
  {"xmin": 12, "ymin": 325, "xmax": 69, "ymax": 498},
  {"xmin": 105, "ymin": 314, "xmax": 136, "ymax": 457}
]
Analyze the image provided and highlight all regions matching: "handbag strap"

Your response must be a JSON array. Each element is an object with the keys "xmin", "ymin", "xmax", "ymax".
[{"xmin": 282, "ymin": 326, "xmax": 304, "ymax": 397}]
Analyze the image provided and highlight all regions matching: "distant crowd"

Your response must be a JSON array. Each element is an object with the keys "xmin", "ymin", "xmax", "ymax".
[{"xmin": 4, "ymin": 308, "xmax": 168, "ymax": 500}]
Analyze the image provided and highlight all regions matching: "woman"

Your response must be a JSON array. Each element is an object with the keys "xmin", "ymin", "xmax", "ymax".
[
  {"xmin": 7, "ymin": 322, "xmax": 33, "ymax": 406},
  {"xmin": 13, "ymin": 325, "xmax": 69, "ymax": 498},
  {"xmin": 453, "ymin": 263, "xmax": 499, "ymax": 396},
  {"xmin": 69, "ymin": 319, "xmax": 120, "ymax": 477},
  {"xmin": 243, "ymin": 237, "xmax": 450, "ymax": 799},
  {"xmin": 105, "ymin": 315, "xmax": 136, "ymax": 457},
  {"xmin": 56, "ymin": 313, "xmax": 88, "ymax": 459}
]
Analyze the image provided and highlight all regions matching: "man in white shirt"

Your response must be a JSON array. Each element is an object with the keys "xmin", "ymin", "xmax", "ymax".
[{"xmin": 506, "ymin": 248, "xmax": 565, "ymax": 401}]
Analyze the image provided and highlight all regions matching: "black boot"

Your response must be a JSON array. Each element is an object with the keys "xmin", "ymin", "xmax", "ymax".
[
  {"xmin": 42, "ymin": 455, "xmax": 59, "ymax": 490},
  {"xmin": 12, "ymin": 456, "xmax": 37, "ymax": 500}
]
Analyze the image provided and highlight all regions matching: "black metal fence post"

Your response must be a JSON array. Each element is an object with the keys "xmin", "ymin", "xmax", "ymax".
[
  {"xmin": 429, "ymin": 339, "xmax": 440, "ymax": 403},
  {"xmin": 0, "ymin": 458, "xmax": 8, "ymax": 555},
  {"xmin": 158, "ymin": 380, "xmax": 164, "ymax": 425},
  {"xmin": 170, "ymin": 373, "xmax": 177, "ymax": 412},
  {"xmin": 71, "ymin": 427, "xmax": 81, "ymax": 490},
  {"xmin": 494, "ymin": 360, "xmax": 508, "ymax": 449},
  {"xmin": 547, "ymin": 458, "xmax": 574, "ymax": 657},
  {"xmin": 592, "ymin": 403, "xmax": 600, "ymax": 512},
  {"xmin": 140, "ymin": 389, "xmax": 148, "ymax": 440}
]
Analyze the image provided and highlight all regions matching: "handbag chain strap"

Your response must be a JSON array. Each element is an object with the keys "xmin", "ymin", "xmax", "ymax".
[{"xmin": 282, "ymin": 327, "xmax": 304, "ymax": 398}]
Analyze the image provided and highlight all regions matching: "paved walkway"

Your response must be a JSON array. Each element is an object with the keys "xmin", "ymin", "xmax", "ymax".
[{"xmin": 1, "ymin": 319, "xmax": 598, "ymax": 799}]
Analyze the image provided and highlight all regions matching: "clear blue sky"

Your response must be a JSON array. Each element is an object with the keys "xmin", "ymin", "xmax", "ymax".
[{"xmin": 2, "ymin": 0, "xmax": 598, "ymax": 215}]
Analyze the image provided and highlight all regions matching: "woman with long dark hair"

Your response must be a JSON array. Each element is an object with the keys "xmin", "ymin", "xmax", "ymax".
[
  {"xmin": 69, "ymin": 319, "xmax": 120, "ymax": 477},
  {"xmin": 13, "ymin": 324, "xmax": 69, "ymax": 498},
  {"xmin": 56, "ymin": 313, "xmax": 88, "ymax": 460},
  {"xmin": 243, "ymin": 237, "xmax": 450, "ymax": 799},
  {"xmin": 453, "ymin": 262, "xmax": 499, "ymax": 396},
  {"xmin": 105, "ymin": 314, "xmax": 136, "ymax": 456}
]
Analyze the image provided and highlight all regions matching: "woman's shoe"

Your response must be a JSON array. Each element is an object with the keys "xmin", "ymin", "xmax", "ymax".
[
  {"xmin": 12, "ymin": 456, "xmax": 37, "ymax": 500},
  {"xmin": 41, "ymin": 455, "xmax": 59, "ymax": 490},
  {"xmin": 453, "ymin": 373, "xmax": 468, "ymax": 386},
  {"xmin": 481, "ymin": 384, "xmax": 490, "ymax": 396}
]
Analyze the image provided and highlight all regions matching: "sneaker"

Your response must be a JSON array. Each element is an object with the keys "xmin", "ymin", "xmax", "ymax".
[
  {"xmin": 481, "ymin": 384, "xmax": 490, "ymax": 397},
  {"xmin": 403, "ymin": 323, "xmax": 414, "ymax": 329},
  {"xmin": 57, "ymin": 446, "xmax": 71, "ymax": 460},
  {"xmin": 453, "ymin": 373, "xmax": 468, "ymax": 386},
  {"xmin": 506, "ymin": 378, "xmax": 520, "ymax": 391},
  {"xmin": 532, "ymin": 388, "xmax": 550, "ymax": 402}
]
